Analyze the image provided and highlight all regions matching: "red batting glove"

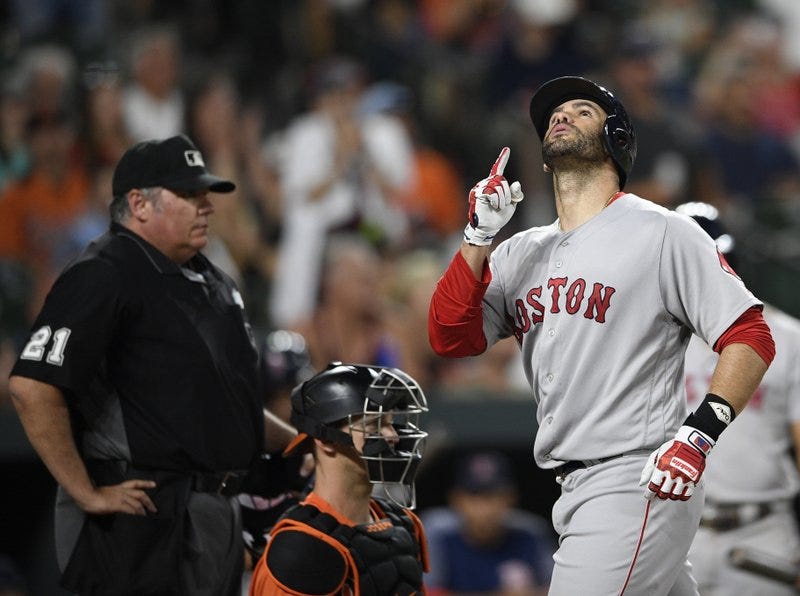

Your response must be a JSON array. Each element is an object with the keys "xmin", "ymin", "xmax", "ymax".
[
  {"xmin": 639, "ymin": 425, "xmax": 714, "ymax": 501},
  {"xmin": 464, "ymin": 147, "xmax": 523, "ymax": 246}
]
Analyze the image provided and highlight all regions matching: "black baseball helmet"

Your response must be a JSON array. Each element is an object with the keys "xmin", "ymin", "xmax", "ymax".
[
  {"xmin": 258, "ymin": 329, "xmax": 314, "ymax": 399},
  {"xmin": 284, "ymin": 362, "xmax": 428, "ymax": 508},
  {"xmin": 674, "ymin": 202, "xmax": 738, "ymax": 269},
  {"xmin": 530, "ymin": 76, "xmax": 637, "ymax": 188}
]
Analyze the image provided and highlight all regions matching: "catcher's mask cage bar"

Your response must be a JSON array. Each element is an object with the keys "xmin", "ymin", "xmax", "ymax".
[{"xmin": 348, "ymin": 367, "xmax": 428, "ymax": 509}]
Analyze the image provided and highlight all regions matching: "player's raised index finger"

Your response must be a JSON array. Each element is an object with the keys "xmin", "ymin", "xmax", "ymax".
[{"xmin": 490, "ymin": 147, "xmax": 510, "ymax": 176}]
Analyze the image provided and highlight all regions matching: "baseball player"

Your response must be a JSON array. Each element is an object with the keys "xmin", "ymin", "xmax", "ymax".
[
  {"xmin": 428, "ymin": 76, "xmax": 775, "ymax": 595},
  {"xmin": 678, "ymin": 202, "xmax": 800, "ymax": 596},
  {"xmin": 248, "ymin": 362, "xmax": 430, "ymax": 595}
]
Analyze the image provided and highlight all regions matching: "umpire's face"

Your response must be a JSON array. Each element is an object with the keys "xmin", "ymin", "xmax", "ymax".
[{"xmin": 137, "ymin": 187, "xmax": 216, "ymax": 264}]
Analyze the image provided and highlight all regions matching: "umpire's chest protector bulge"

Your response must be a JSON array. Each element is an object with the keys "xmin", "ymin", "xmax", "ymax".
[{"xmin": 109, "ymin": 227, "xmax": 262, "ymax": 469}]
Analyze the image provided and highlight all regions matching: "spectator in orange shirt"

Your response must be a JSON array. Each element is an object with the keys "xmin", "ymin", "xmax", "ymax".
[{"xmin": 0, "ymin": 109, "xmax": 90, "ymax": 317}]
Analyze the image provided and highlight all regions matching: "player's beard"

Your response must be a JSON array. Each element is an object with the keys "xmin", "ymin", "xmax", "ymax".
[{"xmin": 542, "ymin": 127, "xmax": 607, "ymax": 173}]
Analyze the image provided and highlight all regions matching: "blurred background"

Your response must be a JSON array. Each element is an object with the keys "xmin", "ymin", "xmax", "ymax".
[{"xmin": 1, "ymin": 0, "xmax": 800, "ymax": 593}]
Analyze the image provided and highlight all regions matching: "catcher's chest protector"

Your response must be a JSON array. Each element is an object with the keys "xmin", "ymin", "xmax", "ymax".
[{"xmin": 280, "ymin": 499, "xmax": 424, "ymax": 595}]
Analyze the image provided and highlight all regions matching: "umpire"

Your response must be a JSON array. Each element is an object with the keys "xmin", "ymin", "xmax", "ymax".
[{"xmin": 8, "ymin": 134, "xmax": 293, "ymax": 595}]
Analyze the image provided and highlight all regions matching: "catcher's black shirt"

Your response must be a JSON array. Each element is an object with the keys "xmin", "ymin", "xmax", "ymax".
[{"xmin": 12, "ymin": 222, "xmax": 263, "ymax": 471}]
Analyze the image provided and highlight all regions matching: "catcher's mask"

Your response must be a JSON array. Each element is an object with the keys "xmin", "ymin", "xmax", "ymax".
[
  {"xmin": 530, "ymin": 75, "xmax": 637, "ymax": 188},
  {"xmin": 283, "ymin": 362, "xmax": 428, "ymax": 508}
]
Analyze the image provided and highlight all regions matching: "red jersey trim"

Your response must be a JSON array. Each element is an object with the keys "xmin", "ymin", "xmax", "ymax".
[
  {"xmin": 619, "ymin": 500, "xmax": 652, "ymax": 595},
  {"xmin": 606, "ymin": 191, "xmax": 626, "ymax": 207}
]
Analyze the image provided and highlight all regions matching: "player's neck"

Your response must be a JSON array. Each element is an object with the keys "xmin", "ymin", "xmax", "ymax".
[
  {"xmin": 314, "ymin": 464, "xmax": 374, "ymax": 525},
  {"xmin": 553, "ymin": 173, "xmax": 619, "ymax": 232}
]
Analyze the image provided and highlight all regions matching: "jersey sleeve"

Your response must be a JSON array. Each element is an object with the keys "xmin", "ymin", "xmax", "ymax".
[
  {"xmin": 483, "ymin": 242, "xmax": 518, "ymax": 346},
  {"xmin": 658, "ymin": 212, "xmax": 761, "ymax": 347},
  {"xmin": 249, "ymin": 528, "xmax": 348, "ymax": 595},
  {"xmin": 428, "ymin": 251, "xmax": 490, "ymax": 357},
  {"xmin": 11, "ymin": 259, "xmax": 122, "ymax": 395}
]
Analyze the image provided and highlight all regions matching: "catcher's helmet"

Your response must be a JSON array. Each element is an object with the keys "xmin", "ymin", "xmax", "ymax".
[
  {"xmin": 258, "ymin": 329, "xmax": 314, "ymax": 399},
  {"xmin": 675, "ymin": 202, "xmax": 738, "ymax": 269},
  {"xmin": 530, "ymin": 76, "xmax": 637, "ymax": 188},
  {"xmin": 284, "ymin": 362, "xmax": 428, "ymax": 508}
]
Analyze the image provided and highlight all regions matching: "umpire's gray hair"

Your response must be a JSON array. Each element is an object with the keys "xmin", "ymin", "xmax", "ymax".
[{"xmin": 109, "ymin": 187, "xmax": 161, "ymax": 223}]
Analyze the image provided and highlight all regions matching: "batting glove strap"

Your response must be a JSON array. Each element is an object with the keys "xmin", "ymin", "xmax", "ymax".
[
  {"xmin": 639, "ymin": 425, "xmax": 714, "ymax": 501},
  {"xmin": 673, "ymin": 423, "xmax": 716, "ymax": 457},
  {"xmin": 683, "ymin": 393, "xmax": 735, "ymax": 442}
]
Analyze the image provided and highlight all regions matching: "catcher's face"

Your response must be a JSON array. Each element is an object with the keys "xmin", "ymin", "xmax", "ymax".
[
  {"xmin": 542, "ymin": 99, "xmax": 607, "ymax": 168},
  {"xmin": 349, "ymin": 412, "xmax": 399, "ymax": 454}
]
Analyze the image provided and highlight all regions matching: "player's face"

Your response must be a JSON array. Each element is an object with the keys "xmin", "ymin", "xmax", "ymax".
[
  {"xmin": 335, "ymin": 413, "xmax": 399, "ymax": 482},
  {"xmin": 542, "ymin": 99, "xmax": 607, "ymax": 168},
  {"xmin": 144, "ymin": 188, "xmax": 215, "ymax": 263},
  {"xmin": 349, "ymin": 412, "xmax": 399, "ymax": 454}
]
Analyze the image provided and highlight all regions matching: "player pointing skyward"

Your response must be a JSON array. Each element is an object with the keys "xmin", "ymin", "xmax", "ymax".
[{"xmin": 428, "ymin": 76, "xmax": 774, "ymax": 595}]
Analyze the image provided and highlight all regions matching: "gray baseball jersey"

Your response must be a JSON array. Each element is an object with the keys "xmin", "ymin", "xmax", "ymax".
[
  {"xmin": 481, "ymin": 193, "xmax": 760, "ymax": 467},
  {"xmin": 684, "ymin": 304, "xmax": 800, "ymax": 503}
]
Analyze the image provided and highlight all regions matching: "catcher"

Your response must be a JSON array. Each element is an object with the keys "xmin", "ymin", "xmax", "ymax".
[{"xmin": 249, "ymin": 362, "xmax": 430, "ymax": 595}]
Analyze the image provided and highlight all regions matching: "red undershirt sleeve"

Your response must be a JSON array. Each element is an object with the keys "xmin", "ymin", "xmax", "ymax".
[
  {"xmin": 713, "ymin": 305, "xmax": 775, "ymax": 366},
  {"xmin": 428, "ymin": 251, "xmax": 491, "ymax": 357}
]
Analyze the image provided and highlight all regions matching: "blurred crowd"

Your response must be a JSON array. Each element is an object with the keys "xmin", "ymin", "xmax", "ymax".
[{"xmin": 2, "ymin": 0, "xmax": 800, "ymax": 408}]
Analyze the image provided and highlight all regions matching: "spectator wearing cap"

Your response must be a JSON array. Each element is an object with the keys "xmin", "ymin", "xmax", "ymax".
[
  {"xmin": 8, "ymin": 134, "xmax": 297, "ymax": 595},
  {"xmin": 422, "ymin": 451, "xmax": 555, "ymax": 596}
]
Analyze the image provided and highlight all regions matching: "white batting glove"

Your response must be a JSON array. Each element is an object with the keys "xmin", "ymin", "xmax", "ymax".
[
  {"xmin": 639, "ymin": 425, "xmax": 714, "ymax": 501},
  {"xmin": 463, "ymin": 147, "xmax": 524, "ymax": 246}
]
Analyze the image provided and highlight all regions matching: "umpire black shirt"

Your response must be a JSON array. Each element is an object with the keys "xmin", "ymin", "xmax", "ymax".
[{"xmin": 12, "ymin": 222, "xmax": 263, "ymax": 472}]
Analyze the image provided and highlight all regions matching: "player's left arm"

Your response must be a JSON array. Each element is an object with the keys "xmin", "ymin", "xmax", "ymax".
[
  {"xmin": 641, "ymin": 307, "xmax": 775, "ymax": 500},
  {"xmin": 704, "ymin": 304, "xmax": 775, "ymax": 412}
]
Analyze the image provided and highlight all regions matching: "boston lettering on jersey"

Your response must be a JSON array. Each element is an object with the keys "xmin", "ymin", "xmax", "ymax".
[{"xmin": 509, "ymin": 276, "xmax": 616, "ymax": 342}]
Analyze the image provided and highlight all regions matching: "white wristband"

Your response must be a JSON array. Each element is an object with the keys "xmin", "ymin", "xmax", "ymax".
[{"xmin": 675, "ymin": 424, "xmax": 715, "ymax": 456}]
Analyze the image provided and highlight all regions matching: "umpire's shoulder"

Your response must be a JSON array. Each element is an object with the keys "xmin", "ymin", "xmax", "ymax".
[
  {"xmin": 54, "ymin": 237, "xmax": 124, "ymax": 297},
  {"xmin": 265, "ymin": 528, "xmax": 349, "ymax": 594}
]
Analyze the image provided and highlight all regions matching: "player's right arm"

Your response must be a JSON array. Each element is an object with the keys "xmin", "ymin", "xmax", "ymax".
[
  {"xmin": 9, "ymin": 376, "xmax": 156, "ymax": 515},
  {"xmin": 428, "ymin": 148, "xmax": 522, "ymax": 358},
  {"xmin": 459, "ymin": 243, "xmax": 492, "ymax": 279}
]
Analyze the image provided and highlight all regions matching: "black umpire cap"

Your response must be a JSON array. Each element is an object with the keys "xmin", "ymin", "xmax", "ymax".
[{"xmin": 112, "ymin": 134, "xmax": 236, "ymax": 196}]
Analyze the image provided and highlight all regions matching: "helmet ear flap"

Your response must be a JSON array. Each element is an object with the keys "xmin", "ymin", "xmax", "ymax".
[{"xmin": 603, "ymin": 112, "xmax": 637, "ymax": 188}]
